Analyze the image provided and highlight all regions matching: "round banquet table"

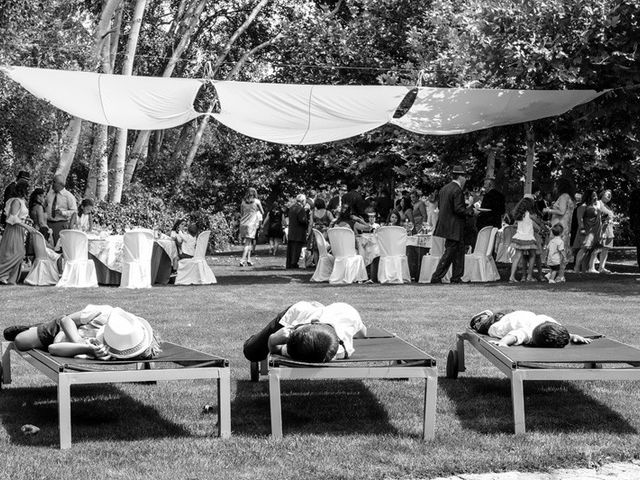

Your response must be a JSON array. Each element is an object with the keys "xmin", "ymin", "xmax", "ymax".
[
  {"xmin": 88, "ymin": 235, "xmax": 178, "ymax": 285},
  {"xmin": 355, "ymin": 233, "xmax": 431, "ymax": 282}
]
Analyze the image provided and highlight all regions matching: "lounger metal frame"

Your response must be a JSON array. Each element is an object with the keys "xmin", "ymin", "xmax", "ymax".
[
  {"xmin": 252, "ymin": 329, "xmax": 437, "ymax": 440},
  {"xmin": 1, "ymin": 341, "xmax": 231, "ymax": 449},
  {"xmin": 447, "ymin": 327, "xmax": 640, "ymax": 434}
]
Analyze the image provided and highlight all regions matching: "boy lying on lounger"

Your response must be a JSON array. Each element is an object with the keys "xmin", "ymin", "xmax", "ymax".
[
  {"xmin": 470, "ymin": 310, "xmax": 592, "ymax": 348},
  {"xmin": 3, "ymin": 304, "xmax": 160, "ymax": 360},
  {"xmin": 243, "ymin": 301, "xmax": 367, "ymax": 363}
]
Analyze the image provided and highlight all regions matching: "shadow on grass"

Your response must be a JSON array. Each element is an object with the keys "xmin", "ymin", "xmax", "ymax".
[
  {"xmin": 232, "ymin": 379, "xmax": 398, "ymax": 437},
  {"xmin": 439, "ymin": 376, "xmax": 636, "ymax": 434},
  {"xmin": 0, "ymin": 384, "xmax": 192, "ymax": 447}
]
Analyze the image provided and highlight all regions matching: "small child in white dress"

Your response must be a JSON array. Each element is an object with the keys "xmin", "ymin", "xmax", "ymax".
[{"xmin": 509, "ymin": 196, "xmax": 539, "ymax": 283}]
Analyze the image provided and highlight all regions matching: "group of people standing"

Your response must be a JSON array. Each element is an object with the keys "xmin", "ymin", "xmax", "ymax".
[{"xmin": 0, "ymin": 171, "xmax": 94, "ymax": 285}]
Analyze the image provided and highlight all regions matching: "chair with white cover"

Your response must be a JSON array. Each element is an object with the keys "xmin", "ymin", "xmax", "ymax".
[
  {"xmin": 175, "ymin": 230, "xmax": 216, "ymax": 285},
  {"xmin": 495, "ymin": 225, "xmax": 516, "ymax": 263},
  {"xmin": 120, "ymin": 230, "xmax": 154, "ymax": 288},
  {"xmin": 376, "ymin": 226, "xmax": 410, "ymax": 284},
  {"xmin": 310, "ymin": 229, "xmax": 334, "ymax": 282},
  {"xmin": 56, "ymin": 230, "xmax": 98, "ymax": 288},
  {"xmin": 24, "ymin": 231, "xmax": 60, "ymax": 286},
  {"xmin": 418, "ymin": 236, "xmax": 451, "ymax": 283},
  {"xmin": 461, "ymin": 226, "xmax": 500, "ymax": 282},
  {"xmin": 327, "ymin": 227, "xmax": 368, "ymax": 284}
]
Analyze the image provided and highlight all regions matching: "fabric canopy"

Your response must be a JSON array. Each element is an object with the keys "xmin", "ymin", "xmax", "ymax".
[
  {"xmin": 1, "ymin": 66, "xmax": 606, "ymax": 142},
  {"xmin": 211, "ymin": 81, "xmax": 412, "ymax": 144},
  {"xmin": 0, "ymin": 66, "xmax": 204, "ymax": 130},
  {"xmin": 391, "ymin": 87, "xmax": 606, "ymax": 135}
]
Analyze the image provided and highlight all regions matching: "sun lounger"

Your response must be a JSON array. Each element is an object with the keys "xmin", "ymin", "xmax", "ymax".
[
  {"xmin": 446, "ymin": 326, "xmax": 640, "ymax": 433},
  {"xmin": 1, "ymin": 341, "xmax": 231, "ymax": 448},
  {"xmin": 250, "ymin": 327, "xmax": 437, "ymax": 440}
]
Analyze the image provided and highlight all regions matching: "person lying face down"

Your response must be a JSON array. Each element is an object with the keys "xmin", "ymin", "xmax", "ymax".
[
  {"xmin": 469, "ymin": 310, "xmax": 591, "ymax": 348},
  {"xmin": 243, "ymin": 301, "xmax": 367, "ymax": 363},
  {"xmin": 3, "ymin": 305, "xmax": 161, "ymax": 360}
]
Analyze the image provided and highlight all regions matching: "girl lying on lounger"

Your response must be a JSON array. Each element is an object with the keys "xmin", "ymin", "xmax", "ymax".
[
  {"xmin": 469, "ymin": 310, "xmax": 592, "ymax": 348},
  {"xmin": 3, "ymin": 304, "xmax": 160, "ymax": 360},
  {"xmin": 243, "ymin": 301, "xmax": 367, "ymax": 363}
]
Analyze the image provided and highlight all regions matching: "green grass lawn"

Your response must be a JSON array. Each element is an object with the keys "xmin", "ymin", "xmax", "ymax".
[{"xmin": 1, "ymin": 249, "xmax": 640, "ymax": 479}]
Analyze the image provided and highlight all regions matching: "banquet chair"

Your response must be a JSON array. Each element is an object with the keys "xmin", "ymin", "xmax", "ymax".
[
  {"xmin": 56, "ymin": 230, "xmax": 98, "ymax": 288},
  {"xmin": 461, "ymin": 226, "xmax": 500, "ymax": 282},
  {"xmin": 418, "ymin": 235, "xmax": 451, "ymax": 283},
  {"xmin": 175, "ymin": 230, "xmax": 217, "ymax": 285},
  {"xmin": 495, "ymin": 225, "xmax": 517, "ymax": 263},
  {"xmin": 310, "ymin": 229, "xmax": 334, "ymax": 282},
  {"xmin": 327, "ymin": 227, "xmax": 368, "ymax": 284},
  {"xmin": 376, "ymin": 226, "xmax": 410, "ymax": 284},
  {"xmin": 24, "ymin": 231, "xmax": 60, "ymax": 286},
  {"xmin": 120, "ymin": 230, "xmax": 154, "ymax": 289}
]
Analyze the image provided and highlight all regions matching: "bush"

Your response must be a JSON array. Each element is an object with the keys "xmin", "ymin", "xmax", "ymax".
[{"xmin": 91, "ymin": 184, "xmax": 233, "ymax": 253}]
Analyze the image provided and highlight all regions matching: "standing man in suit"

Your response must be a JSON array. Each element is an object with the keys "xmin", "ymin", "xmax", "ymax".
[
  {"xmin": 286, "ymin": 194, "xmax": 310, "ymax": 269},
  {"xmin": 431, "ymin": 165, "xmax": 477, "ymax": 284}
]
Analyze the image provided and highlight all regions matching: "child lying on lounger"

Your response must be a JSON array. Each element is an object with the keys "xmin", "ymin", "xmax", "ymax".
[
  {"xmin": 3, "ymin": 304, "xmax": 160, "ymax": 360},
  {"xmin": 243, "ymin": 301, "xmax": 367, "ymax": 363},
  {"xmin": 469, "ymin": 310, "xmax": 592, "ymax": 348}
]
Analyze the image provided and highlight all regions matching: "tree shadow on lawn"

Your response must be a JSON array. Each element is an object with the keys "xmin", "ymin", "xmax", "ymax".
[
  {"xmin": 440, "ymin": 376, "xmax": 636, "ymax": 434},
  {"xmin": 0, "ymin": 384, "xmax": 192, "ymax": 447},
  {"xmin": 232, "ymin": 379, "xmax": 399, "ymax": 437},
  {"xmin": 215, "ymin": 270, "xmax": 314, "ymax": 285}
]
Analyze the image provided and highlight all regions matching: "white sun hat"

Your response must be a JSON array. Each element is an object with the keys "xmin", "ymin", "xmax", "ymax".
[{"xmin": 96, "ymin": 308, "xmax": 153, "ymax": 359}]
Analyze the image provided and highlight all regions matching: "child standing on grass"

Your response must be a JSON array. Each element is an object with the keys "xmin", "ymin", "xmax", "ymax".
[
  {"xmin": 509, "ymin": 196, "xmax": 539, "ymax": 283},
  {"xmin": 546, "ymin": 224, "xmax": 567, "ymax": 283}
]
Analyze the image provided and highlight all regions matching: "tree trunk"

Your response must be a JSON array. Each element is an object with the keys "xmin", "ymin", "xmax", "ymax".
[
  {"xmin": 110, "ymin": 0, "xmax": 147, "ymax": 203},
  {"xmin": 55, "ymin": 117, "xmax": 83, "ymax": 181},
  {"xmin": 86, "ymin": 0, "xmax": 122, "ymax": 200},
  {"xmin": 524, "ymin": 124, "xmax": 535, "ymax": 195},
  {"xmin": 123, "ymin": 0, "xmax": 207, "ymax": 187},
  {"xmin": 485, "ymin": 148, "xmax": 496, "ymax": 180}
]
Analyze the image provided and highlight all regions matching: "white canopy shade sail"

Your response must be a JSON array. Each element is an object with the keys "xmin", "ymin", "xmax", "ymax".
[
  {"xmin": 391, "ymin": 87, "xmax": 606, "ymax": 135},
  {"xmin": 211, "ymin": 81, "xmax": 412, "ymax": 144},
  {"xmin": 0, "ymin": 66, "xmax": 204, "ymax": 130},
  {"xmin": 1, "ymin": 66, "xmax": 605, "ymax": 142}
]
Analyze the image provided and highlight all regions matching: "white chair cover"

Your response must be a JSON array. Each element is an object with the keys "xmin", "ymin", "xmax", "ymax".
[
  {"xmin": 56, "ymin": 230, "xmax": 98, "ymax": 288},
  {"xmin": 120, "ymin": 230, "xmax": 154, "ymax": 289},
  {"xmin": 418, "ymin": 236, "xmax": 451, "ymax": 283},
  {"xmin": 310, "ymin": 229, "xmax": 334, "ymax": 282},
  {"xmin": 462, "ymin": 227, "xmax": 501, "ymax": 282},
  {"xmin": 24, "ymin": 231, "xmax": 60, "ymax": 286},
  {"xmin": 327, "ymin": 227, "xmax": 368, "ymax": 284},
  {"xmin": 175, "ymin": 230, "xmax": 217, "ymax": 285},
  {"xmin": 376, "ymin": 226, "xmax": 410, "ymax": 284},
  {"xmin": 495, "ymin": 225, "xmax": 517, "ymax": 263}
]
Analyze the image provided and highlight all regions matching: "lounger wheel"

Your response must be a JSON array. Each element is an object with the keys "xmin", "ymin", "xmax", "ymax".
[
  {"xmin": 446, "ymin": 349, "xmax": 459, "ymax": 379},
  {"xmin": 250, "ymin": 361, "xmax": 259, "ymax": 382}
]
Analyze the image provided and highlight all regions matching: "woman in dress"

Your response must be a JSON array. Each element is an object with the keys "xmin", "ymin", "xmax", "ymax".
[
  {"xmin": 573, "ymin": 190, "xmax": 602, "ymax": 274},
  {"xmin": 594, "ymin": 189, "xmax": 615, "ymax": 273},
  {"xmin": 543, "ymin": 178, "xmax": 575, "ymax": 283},
  {"xmin": 262, "ymin": 202, "xmax": 285, "ymax": 256},
  {"xmin": 308, "ymin": 197, "xmax": 335, "ymax": 266},
  {"xmin": 409, "ymin": 190, "xmax": 428, "ymax": 234},
  {"xmin": 0, "ymin": 182, "xmax": 35, "ymax": 284},
  {"xmin": 385, "ymin": 210, "xmax": 402, "ymax": 226},
  {"xmin": 28, "ymin": 187, "xmax": 52, "ymax": 243},
  {"xmin": 239, "ymin": 187, "xmax": 263, "ymax": 267}
]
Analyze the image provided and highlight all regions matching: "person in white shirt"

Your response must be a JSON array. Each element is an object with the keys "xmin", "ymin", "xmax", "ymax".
[
  {"xmin": 469, "ymin": 309, "xmax": 591, "ymax": 348},
  {"xmin": 243, "ymin": 301, "xmax": 367, "ymax": 363},
  {"xmin": 46, "ymin": 174, "xmax": 78, "ymax": 244}
]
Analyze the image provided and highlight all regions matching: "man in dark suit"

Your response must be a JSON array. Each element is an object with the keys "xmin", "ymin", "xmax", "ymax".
[
  {"xmin": 431, "ymin": 165, "xmax": 477, "ymax": 284},
  {"xmin": 286, "ymin": 194, "xmax": 310, "ymax": 269},
  {"xmin": 476, "ymin": 177, "xmax": 505, "ymax": 231}
]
